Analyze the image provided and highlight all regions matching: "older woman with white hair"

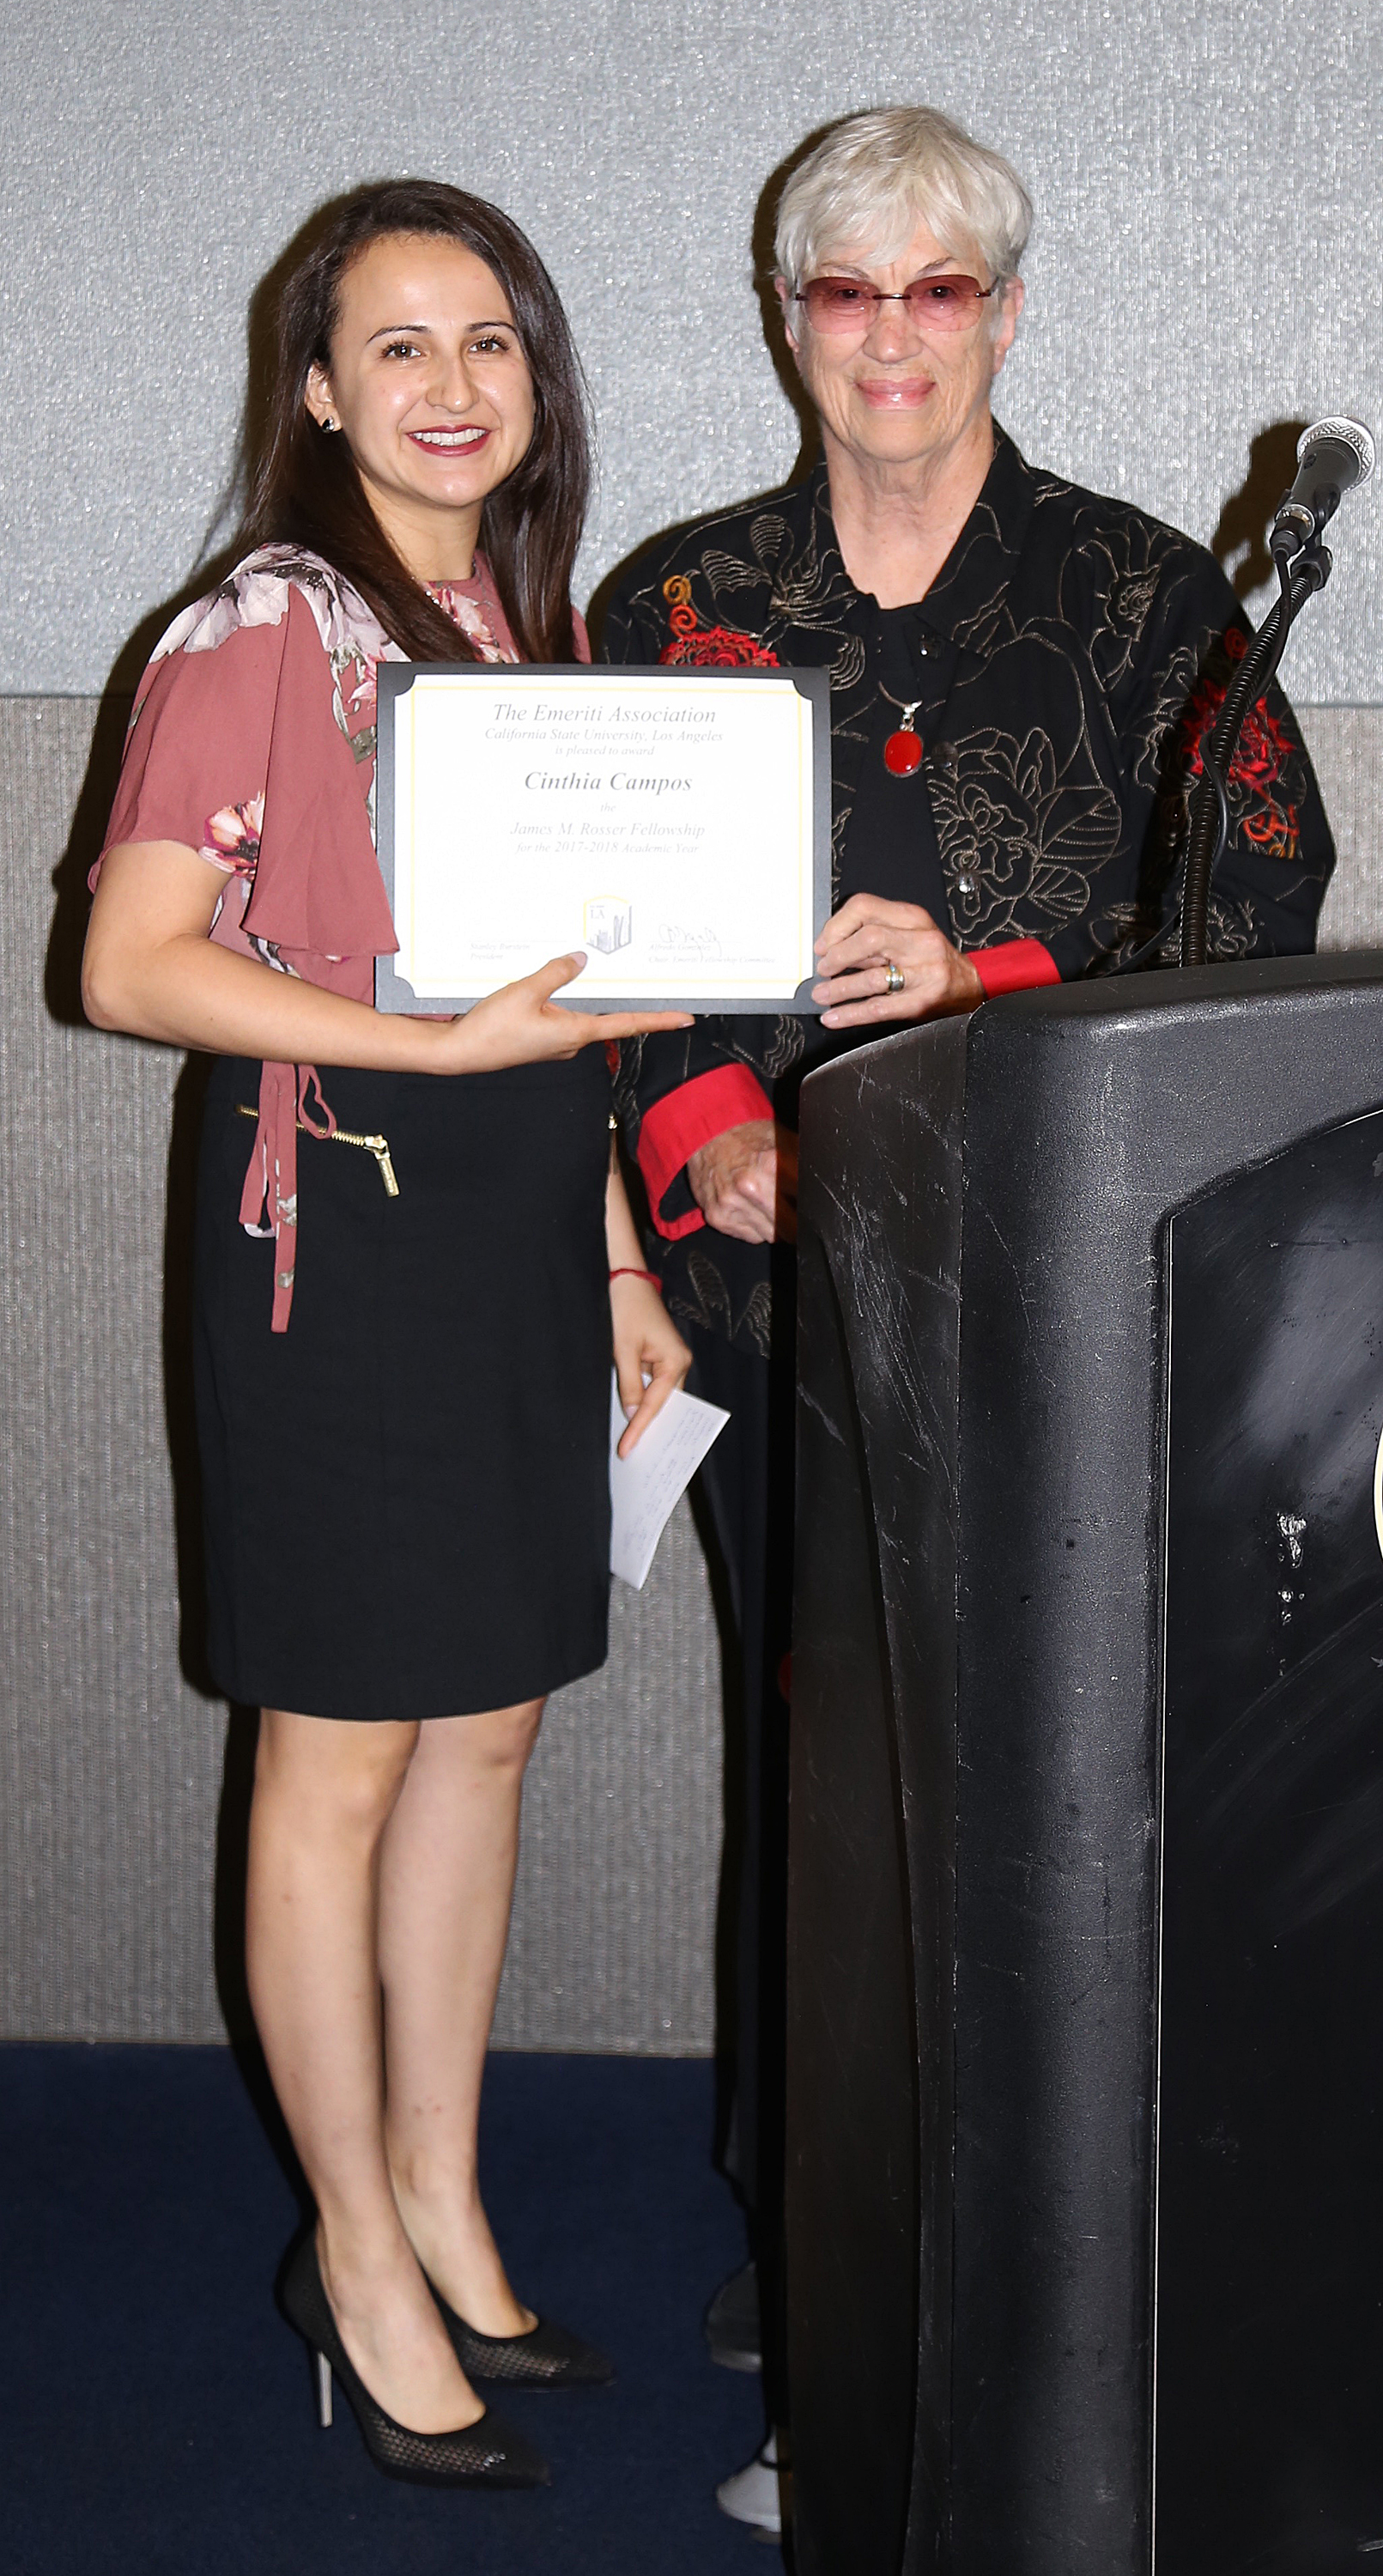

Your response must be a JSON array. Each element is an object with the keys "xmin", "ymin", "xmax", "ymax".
[{"xmin": 603, "ymin": 104, "xmax": 1333, "ymax": 2532}]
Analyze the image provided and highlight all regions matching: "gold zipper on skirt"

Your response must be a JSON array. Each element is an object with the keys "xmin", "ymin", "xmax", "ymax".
[{"xmin": 235, "ymin": 1101, "xmax": 399, "ymax": 1197}]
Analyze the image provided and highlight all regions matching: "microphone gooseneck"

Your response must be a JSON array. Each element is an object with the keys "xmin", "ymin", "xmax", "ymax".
[{"xmin": 1176, "ymin": 413, "xmax": 1374, "ymax": 969}]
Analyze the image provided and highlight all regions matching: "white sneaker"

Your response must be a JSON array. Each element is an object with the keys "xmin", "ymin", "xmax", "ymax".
[{"xmin": 715, "ymin": 2430, "xmax": 782, "ymax": 2537}]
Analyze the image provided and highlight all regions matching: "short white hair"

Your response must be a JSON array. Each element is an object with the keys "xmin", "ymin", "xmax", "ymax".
[{"xmin": 774, "ymin": 106, "xmax": 1034, "ymax": 295}]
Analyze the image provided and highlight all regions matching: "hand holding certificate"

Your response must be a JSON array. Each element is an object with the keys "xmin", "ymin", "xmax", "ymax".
[{"xmin": 375, "ymin": 666, "xmax": 831, "ymax": 1014}]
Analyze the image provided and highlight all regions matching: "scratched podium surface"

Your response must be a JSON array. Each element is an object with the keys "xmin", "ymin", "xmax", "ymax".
[{"xmin": 788, "ymin": 956, "xmax": 1383, "ymax": 2575}]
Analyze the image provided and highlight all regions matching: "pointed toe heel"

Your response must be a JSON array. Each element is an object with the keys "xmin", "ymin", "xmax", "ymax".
[
  {"xmin": 428, "ymin": 2278, "xmax": 615, "ymax": 2389},
  {"xmin": 282, "ymin": 2235, "xmax": 550, "ymax": 2488}
]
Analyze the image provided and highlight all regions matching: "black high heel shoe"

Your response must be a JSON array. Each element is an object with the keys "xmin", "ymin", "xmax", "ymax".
[
  {"xmin": 281, "ymin": 2235, "xmax": 551, "ymax": 2488},
  {"xmin": 426, "ymin": 2275, "xmax": 615, "ymax": 2390}
]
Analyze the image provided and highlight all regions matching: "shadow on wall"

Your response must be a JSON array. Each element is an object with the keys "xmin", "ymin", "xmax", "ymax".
[
  {"xmin": 47, "ymin": 738, "xmax": 270, "ymax": 2068},
  {"xmin": 1210, "ymin": 417, "xmax": 1309, "ymax": 603}
]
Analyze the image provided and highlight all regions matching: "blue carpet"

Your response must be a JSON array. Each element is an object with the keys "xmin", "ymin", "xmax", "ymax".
[{"xmin": 0, "ymin": 2045, "xmax": 771, "ymax": 2573}]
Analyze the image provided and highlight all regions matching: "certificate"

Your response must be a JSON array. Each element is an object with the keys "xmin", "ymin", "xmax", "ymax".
[{"xmin": 373, "ymin": 664, "xmax": 831, "ymax": 1013}]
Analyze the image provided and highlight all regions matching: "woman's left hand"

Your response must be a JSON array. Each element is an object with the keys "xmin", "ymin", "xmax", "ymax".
[
  {"xmin": 611, "ymin": 1274, "xmax": 692, "ymax": 1457},
  {"xmin": 813, "ymin": 895, "xmax": 985, "ymax": 1030}
]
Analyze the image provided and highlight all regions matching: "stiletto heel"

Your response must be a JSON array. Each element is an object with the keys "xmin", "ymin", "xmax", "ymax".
[{"xmin": 281, "ymin": 2234, "xmax": 550, "ymax": 2488}]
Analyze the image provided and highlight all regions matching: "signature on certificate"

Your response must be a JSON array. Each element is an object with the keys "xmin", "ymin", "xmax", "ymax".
[{"xmin": 647, "ymin": 924, "xmax": 723, "ymax": 964}]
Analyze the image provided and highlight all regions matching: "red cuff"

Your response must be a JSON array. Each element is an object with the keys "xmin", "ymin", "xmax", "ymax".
[
  {"xmin": 637, "ymin": 1064, "xmax": 774, "ymax": 1241},
  {"xmin": 971, "ymin": 937, "xmax": 1060, "ymax": 998}
]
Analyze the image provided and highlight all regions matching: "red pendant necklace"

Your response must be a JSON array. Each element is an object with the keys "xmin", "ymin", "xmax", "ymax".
[{"xmin": 882, "ymin": 693, "xmax": 925, "ymax": 777}]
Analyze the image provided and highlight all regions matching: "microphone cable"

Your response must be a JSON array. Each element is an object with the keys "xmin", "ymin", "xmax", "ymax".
[{"xmin": 1180, "ymin": 546, "xmax": 1307, "ymax": 967}]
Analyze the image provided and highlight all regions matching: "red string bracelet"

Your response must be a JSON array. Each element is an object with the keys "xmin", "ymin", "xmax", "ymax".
[{"xmin": 610, "ymin": 1266, "xmax": 663, "ymax": 1292}]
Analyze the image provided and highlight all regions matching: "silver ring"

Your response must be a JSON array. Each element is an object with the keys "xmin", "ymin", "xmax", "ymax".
[{"xmin": 883, "ymin": 960, "xmax": 905, "ymax": 995}]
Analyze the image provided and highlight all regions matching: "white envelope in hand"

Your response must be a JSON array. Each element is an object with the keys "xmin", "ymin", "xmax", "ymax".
[{"xmin": 609, "ymin": 1376, "xmax": 730, "ymax": 1589}]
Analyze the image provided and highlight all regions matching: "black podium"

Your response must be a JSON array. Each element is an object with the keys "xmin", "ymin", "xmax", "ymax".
[{"xmin": 788, "ymin": 955, "xmax": 1383, "ymax": 2576}]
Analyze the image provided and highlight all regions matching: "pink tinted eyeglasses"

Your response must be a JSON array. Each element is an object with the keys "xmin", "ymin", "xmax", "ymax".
[{"xmin": 797, "ymin": 273, "xmax": 999, "ymax": 334}]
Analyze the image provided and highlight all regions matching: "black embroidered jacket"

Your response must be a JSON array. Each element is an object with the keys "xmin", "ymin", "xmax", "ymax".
[{"xmin": 599, "ymin": 428, "xmax": 1336, "ymax": 1357}]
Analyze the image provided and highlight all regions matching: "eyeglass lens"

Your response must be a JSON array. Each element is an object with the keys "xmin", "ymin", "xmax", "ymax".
[{"xmin": 800, "ymin": 276, "xmax": 990, "ymax": 332}]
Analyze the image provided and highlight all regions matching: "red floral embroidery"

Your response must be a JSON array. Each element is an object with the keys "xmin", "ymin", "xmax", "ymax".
[
  {"xmin": 657, "ymin": 572, "xmax": 779, "ymax": 670},
  {"xmin": 1180, "ymin": 635, "xmax": 1300, "ymax": 863},
  {"xmin": 659, "ymin": 625, "xmax": 781, "ymax": 669}
]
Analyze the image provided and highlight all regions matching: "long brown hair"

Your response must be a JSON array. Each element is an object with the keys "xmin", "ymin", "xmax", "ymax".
[{"xmin": 242, "ymin": 181, "xmax": 591, "ymax": 662}]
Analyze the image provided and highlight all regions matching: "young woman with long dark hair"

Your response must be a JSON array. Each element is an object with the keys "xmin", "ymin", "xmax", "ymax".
[{"xmin": 82, "ymin": 181, "xmax": 692, "ymax": 2492}]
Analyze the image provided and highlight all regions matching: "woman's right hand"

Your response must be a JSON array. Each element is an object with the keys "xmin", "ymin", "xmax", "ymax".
[{"xmin": 430, "ymin": 952, "xmax": 692, "ymax": 1072}]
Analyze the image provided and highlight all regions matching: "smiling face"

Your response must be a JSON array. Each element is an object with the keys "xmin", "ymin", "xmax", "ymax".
[
  {"xmin": 305, "ymin": 231, "xmax": 537, "ymax": 580},
  {"xmin": 779, "ymin": 214, "xmax": 1022, "ymax": 483}
]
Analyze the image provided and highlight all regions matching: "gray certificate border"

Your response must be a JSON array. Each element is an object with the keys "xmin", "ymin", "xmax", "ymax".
[{"xmin": 373, "ymin": 662, "xmax": 832, "ymax": 1016}]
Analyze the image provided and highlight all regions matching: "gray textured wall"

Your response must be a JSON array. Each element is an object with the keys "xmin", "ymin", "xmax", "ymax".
[
  {"xmin": 2, "ymin": 0, "xmax": 1381, "ymax": 2045},
  {"xmin": 2, "ymin": 0, "xmax": 1380, "ymax": 701}
]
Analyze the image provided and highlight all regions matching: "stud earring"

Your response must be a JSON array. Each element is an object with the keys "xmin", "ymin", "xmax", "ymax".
[{"xmin": 324, "ymin": 415, "xmax": 338, "ymax": 432}]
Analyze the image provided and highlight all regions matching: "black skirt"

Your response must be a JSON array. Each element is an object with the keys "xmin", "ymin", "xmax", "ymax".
[{"xmin": 193, "ymin": 1050, "xmax": 613, "ymax": 1722}]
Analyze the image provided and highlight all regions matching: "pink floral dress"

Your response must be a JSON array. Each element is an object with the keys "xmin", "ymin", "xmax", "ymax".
[{"xmin": 96, "ymin": 548, "xmax": 610, "ymax": 1725}]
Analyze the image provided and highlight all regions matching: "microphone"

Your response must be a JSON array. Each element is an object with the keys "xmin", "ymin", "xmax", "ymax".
[{"xmin": 1271, "ymin": 416, "xmax": 1375, "ymax": 556}]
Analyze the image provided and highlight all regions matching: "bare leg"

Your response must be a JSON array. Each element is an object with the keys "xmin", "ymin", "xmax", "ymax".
[
  {"xmin": 379, "ymin": 1700, "xmax": 543, "ymax": 2334},
  {"xmin": 246, "ymin": 1709, "xmax": 482, "ymax": 2429}
]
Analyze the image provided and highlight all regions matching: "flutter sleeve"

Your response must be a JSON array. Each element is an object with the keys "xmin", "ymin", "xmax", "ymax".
[
  {"xmin": 100, "ymin": 623, "xmax": 281, "ymax": 889},
  {"xmin": 94, "ymin": 569, "xmax": 399, "ymax": 1332},
  {"xmin": 96, "ymin": 584, "xmax": 396, "ymax": 990}
]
